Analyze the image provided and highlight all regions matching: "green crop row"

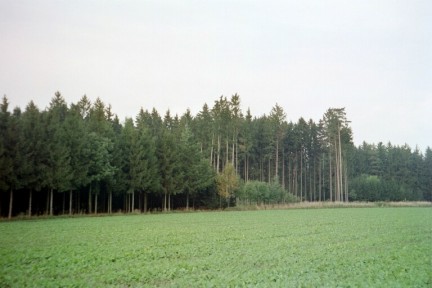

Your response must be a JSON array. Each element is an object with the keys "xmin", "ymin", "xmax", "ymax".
[{"xmin": 0, "ymin": 208, "xmax": 431, "ymax": 287}]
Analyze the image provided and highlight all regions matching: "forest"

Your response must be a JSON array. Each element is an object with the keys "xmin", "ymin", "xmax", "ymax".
[{"xmin": 0, "ymin": 93, "xmax": 431, "ymax": 218}]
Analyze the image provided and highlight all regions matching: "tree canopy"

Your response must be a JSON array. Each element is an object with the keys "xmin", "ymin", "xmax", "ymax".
[{"xmin": 0, "ymin": 93, "xmax": 430, "ymax": 217}]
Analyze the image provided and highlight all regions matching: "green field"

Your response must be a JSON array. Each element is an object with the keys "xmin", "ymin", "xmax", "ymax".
[{"xmin": 1, "ymin": 208, "xmax": 431, "ymax": 287}]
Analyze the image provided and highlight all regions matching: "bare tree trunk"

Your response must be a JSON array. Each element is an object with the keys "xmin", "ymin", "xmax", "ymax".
[
  {"xmin": 309, "ymin": 167, "xmax": 312, "ymax": 201},
  {"xmin": 186, "ymin": 192, "xmax": 189, "ymax": 210},
  {"xmin": 210, "ymin": 133, "xmax": 214, "ymax": 166},
  {"xmin": 216, "ymin": 134, "xmax": 220, "ymax": 172},
  {"xmin": 338, "ymin": 127, "xmax": 344, "ymax": 201},
  {"xmin": 334, "ymin": 139, "xmax": 339, "ymax": 202},
  {"xmin": 282, "ymin": 151, "xmax": 286, "ymax": 191},
  {"xmin": 77, "ymin": 191, "xmax": 80, "ymax": 214},
  {"xmin": 288, "ymin": 158, "xmax": 291, "ymax": 195},
  {"xmin": 163, "ymin": 190, "xmax": 167, "ymax": 211},
  {"xmin": 131, "ymin": 191, "xmax": 134, "ymax": 212},
  {"xmin": 28, "ymin": 189, "xmax": 33, "ymax": 217},
  {"xmin": 259, "ymin": 158, "xmax": 263, "ymax": 182},
  {"xmin": 50, "ymin": 188, "xmax": 53, "ymax": 216},
  {"xmin": 244, "ymin": 155, "xmax": 248, "ymax": 182},
  {"xmin": 88, "ymin": 186, "xmax": 92, "ymax": 214},
  {"xmin": 8, "ymin": 189, "xmax": 13, "ymax": 219},
  {"xmin": 108, "ymin": 190, "xmax": 112, "ymax": 214},
  {"xmin": 143, "ymin": 192, "xmax": 148, "ymax": 213},
  {"xmin": 275, "ymin": 139, "xmax": 279, "ymax": 178},
  {"xmin": 329, "ymin": 151, "xmax": 332, "ymax": 202},
  {"xmin": 226, "ymin": 139, "xmax": 229, "ymax": 165},
  {"xmin": 344, "ymin": 162, "xmax": 349, "ymax": 202},
  {"xmin": 268, "ymin": 158, "xmax": 271, "ymax": 183},
  {"xmin": 69, "ymin": 190, "xmax": 73, "ymax": 215},
  {"xmin": 95, "ymin": 193, "xmax": 98, "ymax": 214},
  {"xmin": 300, "ymin": 151, "xmax": 303, "ymax": 202},
  {"xmin": 236, "ymin": 141, "xmax": 239, "ymax": 174},
  {"xmin": 232, "ymin": 133, "xmax": 235, "ymax": 167},
  {"xmin": 319, "ymin": 155, "xmax": 322, "ymax": 201},
  {"xmin": 46, "ymin": 191, "xmax": 49, "ymax": 215},
  {"xmin": 62, "ymin": 192, "xmax": 65, "ymax": 215}
]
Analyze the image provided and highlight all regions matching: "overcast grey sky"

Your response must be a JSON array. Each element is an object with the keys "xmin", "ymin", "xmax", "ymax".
[{"xmin": 1, "ymin": 0, "xmax": 431, "ymax": 151}]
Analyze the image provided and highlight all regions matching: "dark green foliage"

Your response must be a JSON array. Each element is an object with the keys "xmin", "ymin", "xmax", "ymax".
[
  {"xmin": 178, "ymin": 123, "xmax": 214, "ymax": 209},
  {"xmin": 0, "ymin": 93, "xmax": 430, "ymax": 217}
]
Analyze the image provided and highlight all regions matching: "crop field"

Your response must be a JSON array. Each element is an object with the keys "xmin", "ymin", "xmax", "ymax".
[{"xmin": 0, "ymin": 208, "xmax": 431, "ymax": 287}]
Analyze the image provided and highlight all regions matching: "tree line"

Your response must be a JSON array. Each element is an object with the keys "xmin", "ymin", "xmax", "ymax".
[{"xmin": 0, "ymin": 93, "xmax": 430, "ymax": 218}]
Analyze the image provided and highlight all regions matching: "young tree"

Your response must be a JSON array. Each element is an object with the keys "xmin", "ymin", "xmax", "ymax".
[{"xmin": 216, "ymin": 163, "xmax": 239, "ymax": 207}]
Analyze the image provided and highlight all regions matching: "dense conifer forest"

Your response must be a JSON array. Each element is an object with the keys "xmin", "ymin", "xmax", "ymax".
[{"xmin": 0, "ymin": 93, "xmax": 430, "ymax": 218}]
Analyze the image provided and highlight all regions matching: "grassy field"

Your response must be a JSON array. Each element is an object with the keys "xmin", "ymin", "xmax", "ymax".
[{"xmin": 0, "ymin": 208, "xmax": 431, "ymax": 287}]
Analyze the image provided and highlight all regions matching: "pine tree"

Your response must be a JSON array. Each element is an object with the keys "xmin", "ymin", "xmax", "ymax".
[
  {"xmin": 321, "ymin": 108, "xmax": 352, "ymax": 202},
  {"xmin": 63, "ymin": 103, "xmax": 90, "ymax": 215},
  {"xmin": 179, "ymin": 121, "xmax": 214, "ymax": 210},
  {"xmin": 0, "ymin": 97, "xmax": 22, "ymax": 218},
  {"xmin": 135, "ymin": 114, "xmax": 160, "ymax": 212},
  {"xmin": 18, "ymin": 101, "xmax": 45, "ymax": 216},
  {"xmin": 44, "ymin": 92, "xmax": 72, "ymax": 216}
]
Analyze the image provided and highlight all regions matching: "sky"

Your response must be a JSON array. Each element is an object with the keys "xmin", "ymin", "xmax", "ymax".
[{"xmin": 1, "ymin": 0, "xmax": 431, "ymax": 151}]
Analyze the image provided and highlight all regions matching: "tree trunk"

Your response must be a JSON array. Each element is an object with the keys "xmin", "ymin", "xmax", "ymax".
[
  {"xmin": 329, "ymin": 151, "xmax": 332, "ymax": 201},
  {"xmin": 210, "ymin": 133, "xmax": 214, "ymax": 166},
  {"xmin": 338, "ymin": 127, "xmax": 344, "ymax": 202},
  {"xmin": 77, "ymin": 191, "xmax": 80, "ymax": 213},
  {"xmin": 268, "ymin": 158, "xmax": 271, "ymax": 183},
  {"xmin": 319, "ymin": 155, "xmax": 322, "ymax": 201},
  {"xmin": 131, "ymin": 191, "xmax": 134, "ymax": 212},
  {"xmin": 46, "ymin": 191, "xmax": 49, "ymax": 215},
  {"xmin": 313, "ymin": 161, "xmax": 316, "ymax": 201},
  {"xmin": 275, "ymin": 139, "xmax": 279, "ymax": 178},
  {"xmin": 186, "ymin": 191, "xmax": 189, "ymax": 210},
  {"xmin": 143, "ymin": 192, "xmax": 148, "ymax": 213},
  {"xmin": 216, "ymin": 134, "xmax": 220, "ymax": 172},
  {"xmin": 235, "ymin": 141, "xmax": 239, "ymax": 173},
  {"xmin": 69, "ymin": 190, "xmax": 73, "ymax": 216},
  {"xmin": 88, "ymin": 185, "xmax": 92, "ymax": 214},
  {"xmin": 232, "ymin": 133, "xmax": 235, "ymax": 167},
  {"xmin": 309, "ymin": 167, "xmax": 312, "ymax": 201},
  {"xmin": 226, "ymin": 139, "xmax": 229, "ymax": 165},
  {"xmin": 124, "ymin": 193, "xmax": 127, "ymax": 212},
  {"xmin": 50, "ymin": 188, "xmax": 53, "ymax": 216},
  {"xmin": 95, "ymin": 193, "xmax": 98, "ymax": 214},
  {"xmin": 282, "ymin": 151, "xmax": 285, "ymax": 191},
  {"xmin": 108, "ymin": 190, "xmax": 112, "ymax": 214},
  {"xmin": 336, "ymin": 150, "xmax": 340, "ymax": 201},
  {"xmin": 8, "ymin": 189, "xmax": 13, "ymax": 219},
  {"xmin": 163, "ymin": 190, "xmax": 167, "ymax": 211},
  {"xmin": 28, "ymin": 189, "xmax": 32, "ymax": 217},
  {"xmin": 300, "ymin": 151, "xmax": 303, "ymax": 202},
  {"xmin": 62, "ymin": 192, "xmax": 65, "ymax": 215},
  {"xmin": 344, "ymin": 162, "xmax": 349, "ymax": 202}
]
